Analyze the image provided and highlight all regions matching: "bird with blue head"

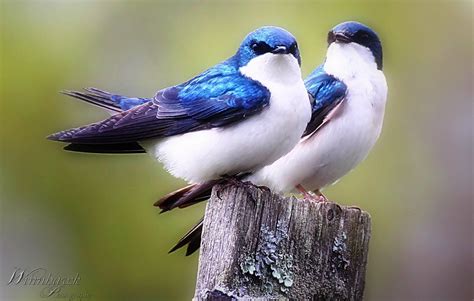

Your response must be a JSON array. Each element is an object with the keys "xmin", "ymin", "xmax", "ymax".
[
  {"xmin": 249, "ymin": 21, "xmax": 387, "ymax": 199},
  {"xmin": 48, "ymin": 26, "xmax": 311, "ymax": 184}
]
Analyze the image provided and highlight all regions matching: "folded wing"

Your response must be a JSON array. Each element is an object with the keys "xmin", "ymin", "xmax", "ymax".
[
  {"xmin": 302, "ymin": 65, "xmax": 347, "ymax": 137},
  {"xmin": 48, "ymin": 63, "xmax": 270, "ymax": 152}
]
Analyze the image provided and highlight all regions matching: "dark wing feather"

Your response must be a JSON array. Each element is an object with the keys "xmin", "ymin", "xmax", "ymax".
[
  {"xmin": 48, "ymin": 60, "xmax": 270, "ymax": 146},
  {"xmin": 63, "ymin": 142, "xmax": 145, "ymax": 153},
  {"xmin": 302, "ymin": 65, "xmax": 347, "ymax": 137},
  {"xmin": 48, "ymin": 101, "xmax": 164, "ymax": 143}
]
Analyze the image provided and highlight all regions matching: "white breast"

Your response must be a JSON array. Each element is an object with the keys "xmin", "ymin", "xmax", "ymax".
[
  {"xmin": 249, "ymin": 43, "xmax": 387, "ymax": 193},
  {"xmin": 140, "ymin": 54, "xmax": 311, "ymax": 184}
]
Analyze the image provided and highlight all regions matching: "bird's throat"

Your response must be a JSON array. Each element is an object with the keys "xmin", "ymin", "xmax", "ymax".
[
  {"xmin": 324, "ymin": 43, "xmax": 377, "ymax": 82},
  {"xmin": 240, "ymin": 53, "xmax": 301, "ymax": 86}
]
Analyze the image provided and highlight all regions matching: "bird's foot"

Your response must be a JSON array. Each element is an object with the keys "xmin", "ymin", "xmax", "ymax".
[
  {"xmin": 221, "ymin": 175, "xmax": 258, "ymax": 203},
  {"xmin": 313, "ymin": 190, "xmax": 330, "ymax": 203},
  {"xmin": 296, "ymin": 184, "xmax": 321, "ymax": 202},
  {"xmin": 222, "ymin": 176, "xmax": 255, "ymax": 190},
  {"xmin": 221, "ymin": 175, "xmax": 243, "ymax": 186},
  {"xmin": 255, "ymin": 184, "xmax": 272, "ymax": 194}
]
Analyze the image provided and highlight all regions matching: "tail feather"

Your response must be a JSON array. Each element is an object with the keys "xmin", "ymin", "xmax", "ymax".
[
  {"xmin": 62, "ymin": 87, "xmax": 151, "ymax": 112},
  {"xmin": 155, "ymin": 180, "xmax": 220, "ymax": 212},
  {"xmin": 155, "ymin": 175, "xmax": 250, "ymax": 213},
  {"xmin": 169, "ymin": 218, "xmax": 203, "ymax": 256},
  {"xmin": 61, "ymin": 88, "xmax": 122, "ymax": 112},
  {"xmin": 47, "ymin": 88, "xmax": 154, "ymax": 154},
  {"xmin": 157, "ymin": 176, "xmax": 251, "ymax": 255}
]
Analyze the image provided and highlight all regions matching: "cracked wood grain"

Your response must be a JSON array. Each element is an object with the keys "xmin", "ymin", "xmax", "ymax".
[{"xmin": 193, "ymin": 183, "xmax": 371, "ymax": 301}]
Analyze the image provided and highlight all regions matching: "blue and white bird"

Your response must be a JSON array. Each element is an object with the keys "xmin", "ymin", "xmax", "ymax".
[
  {"xmin": 248, "ymin": 21, "xmax": 387, "ymax": 200},
  {"xmin": 153, "ymin": 21, "xmax": 388, "ymax": 255},
  {"xmin": 48, "ymin": 26, "xmax": 312, "ymax": 184}
]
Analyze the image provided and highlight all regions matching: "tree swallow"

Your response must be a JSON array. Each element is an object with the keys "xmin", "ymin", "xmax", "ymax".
[
  {"xmin": 155, "ymin": 21, "xmax": 388, "ymax": 255},
  {"xmin": 248, "ymin": 21, "xmax": 387, "ymax": 200},
  {"xmin": 48, "ymin": 26, "xmax": 312, "ymax": 184}
]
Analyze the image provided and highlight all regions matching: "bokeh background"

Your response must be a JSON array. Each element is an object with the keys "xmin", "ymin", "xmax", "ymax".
[{"xmin": 1, "ymin": 1, "xmax": 472, "ymax": 300}]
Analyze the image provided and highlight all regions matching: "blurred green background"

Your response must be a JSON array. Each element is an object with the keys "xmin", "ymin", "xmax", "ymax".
[{"xmin": 1, "ymin": 1, "xmax": 472, "ymax": 300}]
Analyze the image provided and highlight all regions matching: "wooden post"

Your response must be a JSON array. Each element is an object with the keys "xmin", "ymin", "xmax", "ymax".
[{"xmin": 193, "ymin": 184, "xmax": 371, "ymax": 301}]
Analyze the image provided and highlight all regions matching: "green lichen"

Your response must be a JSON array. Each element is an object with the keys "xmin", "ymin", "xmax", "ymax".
[
  {"xmin": 331, "ymin": 231, "xmax": 350, "ymax": 271},
  {"xmin": 239, "ymin": 222, "xmax": 294, "ymax": 296},
  {"xmin": 240, "ymin": 257, "xmax": 257, "ymax": 275}
]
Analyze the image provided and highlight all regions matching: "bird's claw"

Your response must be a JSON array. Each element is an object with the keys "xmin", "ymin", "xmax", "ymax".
[
  {"xmin": 347, "ymin": 205, "xmax": 361, "ymax": 212},
  {"xmin": 221, "ymin": 176, "xmax": 259, "ymax": 204},
  {"xmin": 256, "ymin": 185, "xmax": 272, "ymax": 194}
]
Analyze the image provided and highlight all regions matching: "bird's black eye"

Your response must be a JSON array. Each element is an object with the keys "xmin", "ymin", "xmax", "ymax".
[
  {"xmin": 327, "ymin": 31, "xmax": 336, "ymax": 44},
  {"xmin": 357, "ymin": 31, "xmax": 370, "ymax": 40},
  {"xmin": 251, "ymin": 41, "xmax": 273, "ymax": 55},
  {"xmin": 289, "ymin": 42, "xmax": 298, "ymax": 55}
]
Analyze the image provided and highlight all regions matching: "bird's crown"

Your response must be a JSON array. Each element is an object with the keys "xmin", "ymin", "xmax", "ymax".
[{"xmin": 236, "ymin": 26, "xmax": 301, "ymax": 66}]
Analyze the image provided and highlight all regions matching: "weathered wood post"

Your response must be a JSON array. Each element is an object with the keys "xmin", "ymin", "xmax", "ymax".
[{"xmin": 193, "ymin": 184, "xmax": 371, "ymax": 301}]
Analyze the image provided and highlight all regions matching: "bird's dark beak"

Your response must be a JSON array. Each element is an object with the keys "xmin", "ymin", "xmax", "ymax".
[
  {"xmin": 335, "ymin": 32, "xmax": 352, "ymax": 43},
  {"xmin": 271, "ymin": 45, "xmax": 288, "ymax": 54},
  {"xmin": 328, "ymin": 31, "xmax": 352, "ymax": 44}
]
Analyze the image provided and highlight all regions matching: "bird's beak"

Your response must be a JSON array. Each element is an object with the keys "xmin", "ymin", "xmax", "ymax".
[
  {"xmin": 271, "ymin": 46, "xmax": 288, "ymax": 54},
  {"xmin": 334, "ymin": 32, "xmax": 352, "ymax": 44}
]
